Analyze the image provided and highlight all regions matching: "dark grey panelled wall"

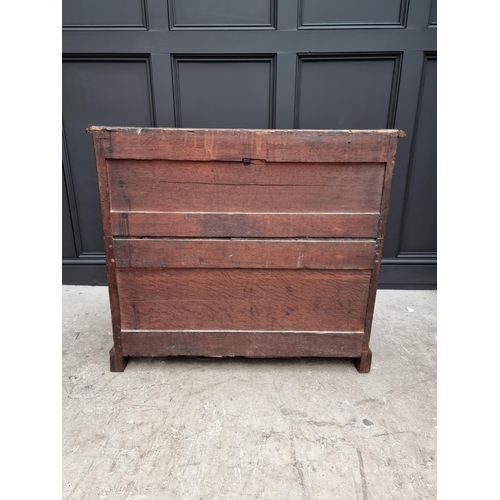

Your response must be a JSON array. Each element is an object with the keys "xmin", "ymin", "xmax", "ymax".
[{"xmin": 62, "ymin": 0, "xmax": 437, "ymax": 288}]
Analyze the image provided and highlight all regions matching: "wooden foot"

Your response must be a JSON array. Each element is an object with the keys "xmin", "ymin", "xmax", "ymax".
[
  {"xmin": 109, "ymin": 347, "xmax": 127, "ymax": 372},
  {"xmin": 354, "ymin": 348, "xmax": 372, "ymax": 373}
]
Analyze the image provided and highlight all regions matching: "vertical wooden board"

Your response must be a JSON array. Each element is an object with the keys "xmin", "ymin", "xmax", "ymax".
[
  {"xmin": 362, "ymin": 134, "xmax": 399, "ymax": 350},
  {"xmin": 104, "ymin": 236, "xmax": 126, "ymax": 371}
]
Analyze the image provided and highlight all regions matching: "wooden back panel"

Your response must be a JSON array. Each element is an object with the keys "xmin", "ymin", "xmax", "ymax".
[
  {"xmin": 90, "ymin": 127, "xmax": 401, "ymax": 239},
  {"xmin": 106, "ymin": 160, "xmax": 385, "ymax": 237},
  {"xmin": 88, "ymin": 127, "xmax": 404, "ymax": 370},
  {"xmin": 107, "ymin": 160, "xmax": 385, "ymax": 212}
]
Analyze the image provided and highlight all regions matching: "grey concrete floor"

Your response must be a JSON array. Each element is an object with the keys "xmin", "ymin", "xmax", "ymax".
[{"xmin": 63, "ymin": 287, "xmax": 436, "ymax": 500}]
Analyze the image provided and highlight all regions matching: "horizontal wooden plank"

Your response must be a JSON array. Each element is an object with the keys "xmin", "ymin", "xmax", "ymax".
[
  {"xmin": 107, "ymin": 160, "xmax": 385, "ymax": 213},
  {"xmin": 121, "ymin": 331, "xmax": 364, "ymax": 358},
  {"xmin": 117, "ymin": 269, "xmax": 370, "ymax": 302},
  {"xmin": 117, "ymin": 268, "xmax": 371, "ymax": 331},
  {"xmin": 113, "ymin": 238, "xmax": 376, "ymax": 269},
  {"xmin": 107, "ymin": 159, "xmax": 385, "ymax": 186},
  {"xmin": 88, "ymin": 127, "xmax": 401, "ymax": 163},
  {"xmin": 110, "ymin": 212, "xmax": 380, "ymax": 238}
]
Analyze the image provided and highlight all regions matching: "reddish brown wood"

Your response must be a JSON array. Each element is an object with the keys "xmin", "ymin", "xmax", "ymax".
[
  {"xmin": 107, "ymin": 160, "xmax": 385, "ymax": 213},
  {"xmin": 121, "ymin": 331, "xmax": 365, "ymax": 358},
  {"xmin": 354, "ymin": 349, "xmax": 372, "ymax": 373},
  {"xmin": 87, "ymin": 127, "xmax": 404, "ymax": 372},
  {"xmin": 117, "ymin": 269, "xmax": 371, "ymax": 332},
  {"xmin": 113, "ymin": 239, "xmax": 376, "ymax": 269},
  {"xmin": 110, "ymin": 212, "xmax": 380, "ymax": 238},
  {"xmin": 103, "ymin": 238, "xmax": 126, "ymax": 372},
  {"xmin": 361, "ymin": 134, "xmax": 399, "ymax": 352},
  {"xmin": 107, "ymin": 159, "xmax": 385, "ymax": 187},
  {"xmin": 88, "ymin": 127, "xmax": 402, "ymax": 163},
  {"xmin": 109, "ymin": 347, "xmax": 127, "ymax": 372},
  {"xmin": 94, "ymin": 141, "xmax": 126, "ymax": 371}
]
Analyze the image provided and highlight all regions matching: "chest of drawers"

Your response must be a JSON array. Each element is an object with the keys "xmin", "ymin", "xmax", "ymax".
[{"xmin": 88, "ymin": 127, "xmax": 404, "ymax": 372}]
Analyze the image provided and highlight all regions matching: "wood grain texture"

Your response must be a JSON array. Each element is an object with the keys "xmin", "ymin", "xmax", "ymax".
[
  {"xmin": 107, "ymin": 159, "xmax": 385, "ymax": 187},
  {"xmin": 88, "ymin": 127, "xmax": 403, "ymax": 163},
  {"xmin": 117, "ymin": 269, "xmax": 371, "ymax": 332},
  {"xmin": 110, "ymin": 212, "xmax": 380, "ymax": 238},
  {"xmin": 109, "ymin": 347, "xmax": 127, "ymax": 372},
  {"xmin": 107, "ymin": 160, "xmax": 385, "ymax": 213},
  {"xmin": 121, "ymin": 331, "xmax": 364, "ymax": 358},
  {"xmin": 87, "ymin": 127, "xmax": 405, "ymax": 371},
  {"xmin": 354, "ymin": 348, "xmax": 372, "ymax": 373},
  {"xmin": 362, "ymin": 134, "xmax": 399, "ymax": 351},
  {"xmin": 113, "ymin": 238, "xmax": 376, "ymax": 269},
  {"xmin": 103, "ymin": 235, "xmax": 126, "ymax": 372}
]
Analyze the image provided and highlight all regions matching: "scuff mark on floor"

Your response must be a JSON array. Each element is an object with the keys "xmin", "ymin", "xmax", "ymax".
[{"xmin": 357, "ymin": 449, "xmax": 368, "ymax": 500}]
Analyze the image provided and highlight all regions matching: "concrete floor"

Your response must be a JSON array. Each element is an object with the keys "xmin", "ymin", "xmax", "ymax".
[{"xmin": 63, "ymin": 287, "xmax": 436, "ymax": 500}]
